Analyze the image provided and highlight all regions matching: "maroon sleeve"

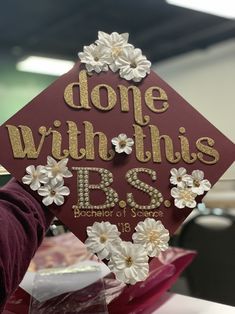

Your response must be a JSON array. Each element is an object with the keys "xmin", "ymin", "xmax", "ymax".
[{"xmin": 0, "ymin": 178, "xmax": 54, "ymax": 312}]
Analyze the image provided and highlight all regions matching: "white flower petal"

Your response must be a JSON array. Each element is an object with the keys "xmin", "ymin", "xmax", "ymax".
[
  {"xmin": 38, "ymin": 186, "xmax": 50, "ymax": 197},
  {"xmin": 171, "ymin": 187, "xmax": 180, "ymax": 198},
  {"xmin": 26, "ymin": 165, "xmax": 36, "ymax": 175},
  {"xmin": 201, "ymin": 179, "xmax": 211, "ymax": 191},
  {"xmin": 115, "ymin": 146, "xmax": 124, "ymax": 153},
  {"xmin": 30, "ymin": 180, "xmax": 41, "ymax": 191},
  {"xmin": 111, "ymin": 137, "xmax": 119, "ymax": 145},
  {"xmin": 58, "ymin": 158, "xmax": 69, "ymax": 168},
  {"xmin": 42, "ymin": 196, "xmax": 54, "ymax": 206},
  {"xmin": 54, "ymin": 194, "xmax": 65, "ymax": 206},
  {"xmin": 97, "ymin": 248, "xmax": 110, "ymax": 260},
  {"xmin": 57, "ymin": 186, "xmax": 70, "ymax": 196},
  {"xmin": 192, "ymin": 170, "xmax": 204, "ymax": 181},
  {"xmin": 39, "ymin": 175, "xmax": 50, "ymax": 184},
  {"xmin": 22, "ymin": 175, "xmax": 33, "ymax": 185},
  {"xmin": 47, "ymin": 156, "xmax": 57, "ymax": 167},
  {"xmin": 175, "ymin": 199, "xmax": 186, "ymax": 209},
  {"xmin": 186, "ymin": 200, "xmax": 197, "ymax": 208},
  {"xmin": 124, "ymin": 146, "xmax": 132, "ymax": 155},
  {"xmin": 119, "ymin": 133, "xmax": 127, "ymax": 141},
  {"xmin": 126, "ymin": 138, "xmax": 134, "ymax": 146},
  {"xmin": 63, "ymin": 169, "xmax": 73, "ymax": 178}
]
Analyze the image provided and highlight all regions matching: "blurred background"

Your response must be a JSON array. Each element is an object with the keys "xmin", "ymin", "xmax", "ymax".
[{"xmin": 0, "ymin": 0, "xmax": 235, "ymax": 307}]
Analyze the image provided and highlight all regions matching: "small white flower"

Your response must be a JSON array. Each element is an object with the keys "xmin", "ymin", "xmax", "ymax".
[
  {"xmin": 38, "ymin": 180, "xmax": 70, "ymax": 206},
  {"xmin": 115, "ymin": 46, "xmax": 151, "ymax": 82},
  {"xmin": 187, "ymin": 170, "xmax": 211, "ymax": 195},
  {"xmin": 43, "ymin": 156, "xmax": 72, "ymax": 185},
  {"xmin": 108, "ymin": 241, "xmax": 149, "ymax": 285},
  {"xmin": 78, "ymin": 43, "xmax": 111, "ymax": 73},
  {"xmin": 170, "ymin": 167, "xmax": 191, "ymax": 188},
  {"xmin": 96, "ymin": 31, "xmax": 133, "ymax": 72},
  {"xmin": 171, "ymin": 186, "xmax": 197, "ymax": 209},
  {"xmin": 111, "ymin": 134, "xmax": 134, "ymax": 155},
  {"xmin": 132, "ymin": 218, "xmax": 169, "ymax": 258},
  {"xmin": 85, "ymin": 221, "xmax": 121, "ymax": 260},
  {"xmin": 22, "ymin": 165, "xmax": 49, "ymax": 191}
]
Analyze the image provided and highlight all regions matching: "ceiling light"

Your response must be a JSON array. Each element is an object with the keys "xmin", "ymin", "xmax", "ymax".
[
  {"xmin": 16, "ymin": 56, "xmax": 75, "ymax": 76},
  {"xmin": 166, "ymin": 0, "xmax": 235, "ymax": 19}
]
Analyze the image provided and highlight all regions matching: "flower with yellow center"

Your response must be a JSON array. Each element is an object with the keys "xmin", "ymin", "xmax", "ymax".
[
  {"xmin": 22, "ymin": 165, "xmax": 49, "ymax": 191},
  {"xmin": 108, "ymin": 241, "xmax": 149, "ymax": 285},
  {"xmin": 85, "ymin": 221, "xmax": 121, "ymax": 260},
  {"xmin": 171, "ymin": 186, "xmax": 197, "ymax": 209},
  {"xmin": 132, "ymin": 218, "xmax": 170, "ymax": 257},
  {"xmin": 96, "ymin": 31, "xmax": 133, "ymax": 72},
  {"xmin": 43, "ymin": 156, "xmax": 72, "ymax": 185}
]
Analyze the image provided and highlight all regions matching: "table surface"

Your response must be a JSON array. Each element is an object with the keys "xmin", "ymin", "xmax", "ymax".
[{"xmin": 153, "ymin": 293, "xmax": 235, "ymax": 314}]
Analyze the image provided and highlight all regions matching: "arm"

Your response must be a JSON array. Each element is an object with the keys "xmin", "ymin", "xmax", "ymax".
[{"xmin": 0, "ymin": 178, "xmax": 53, "ymax": 311}]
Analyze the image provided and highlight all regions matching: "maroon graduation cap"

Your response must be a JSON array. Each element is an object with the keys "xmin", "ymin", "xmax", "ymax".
[{"xmin": 0, "ymin": 32, "xmax": 234, "ymax": 284}]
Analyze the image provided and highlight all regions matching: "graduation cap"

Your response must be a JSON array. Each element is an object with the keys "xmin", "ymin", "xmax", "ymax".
[{"xmin": 0, "ymin": 32, "xmax": 234, "ymax": 284}]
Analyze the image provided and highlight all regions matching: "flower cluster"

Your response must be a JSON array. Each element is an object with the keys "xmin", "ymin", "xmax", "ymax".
[
  {"xmin": 78, "ymin": 31, "xmax": 151, "ymax": 82},
  {"xmin": 22, "ymin": 156, "xmax": 72, "ymax": 206},
  {"xmin": 85, "ymin": 218, "xmax": 169, "ymax": 285},
  {"xmin": 170, "ymin": 168, "xmax": 211, "ymax": 209}
]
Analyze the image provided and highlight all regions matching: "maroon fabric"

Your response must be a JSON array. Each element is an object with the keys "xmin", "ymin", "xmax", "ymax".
[{"xmin": 0, "ymin": 179, "xmax": 53, "ymax": 313}]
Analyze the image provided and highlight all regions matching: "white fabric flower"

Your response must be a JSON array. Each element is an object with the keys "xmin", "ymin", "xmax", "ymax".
[
  {"xmin": 22, "ymin": 165, "xmax": 49, "ymax": 191},
  {"xmin": 171, "ymin": 186, "xmax": 197, "ymax": 209},
  {"xmin": 132, "ymin": 218, "xmax": 169, "ymax": 257},
  {"xmin": 38, "ymin": 180, "xmax": 70, "ymax": 206},
  {"xmin": 78, "ymin": 43, "xmax": 111, "ymax": 73},
  {"xmin": 115, "ymin": 46, "xmax": 151, "ymax": 82},
  {"xmin": 111, "ymin": 134, "xmax": 134, "ymax": 154},
  {"xmin": 43, "ymin": 156, "xmax": 72, "ymax": 185},
  {"xmin": 187, "ymin": 170, "xmax": 211, "ymax": 195},
  {"xmin": 85, "ymin": 221, "xmax": 121, "ymax": 260},
  {"xmin": 170, "ymin": 167, "xmax": 191, "ymax": 188},
  {"xmin": 108, "ymin": 241, "xmax": 149, "ymax": 285},
  {"xmin": 96, "ymin": 31, "xmax": 133, "ymax": 72}
]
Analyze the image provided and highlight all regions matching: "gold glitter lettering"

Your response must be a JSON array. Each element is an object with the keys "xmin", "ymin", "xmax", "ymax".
[
  {"xmin": 149, "ymin": 125, "xmax": 181, "ymax": 163},
  {"xmin": 118, "ymin": 85, "xmax": 150, "ymax": 126},
  {"xmin": 145, "ymin": 86, "xmax": 169, "ymax": 113},
  {"xmin": 64, "ymin": 70, "xmax": 90, "ymax": 109},
  {"xmin": 91, "ymin": 84, "xmax": 117, "ymax": 111},
  {"xmin": 196, "ymin": 137, "xmax": 220, "ymax": 164},
  {"xmin": 179, "ymin": 127, "xmax": 197, "ymax": 164},
  {"xmin": 84, "ymin": 121, "xmax": 115, "ymax": 161},
  {"xmin": 6, "ymin": 124, "xmax": 51, "ymax": 159},
  {"xmin": 133, "ymin": 124, "xmax": 151, "ymax": 162},
  {"xmin": 51, "ymin": 120, "xmax": 69, "ymax": 160},
  {"xmin": 67, "ymin": 121, "xmax": 86, "ymax": 160}
]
